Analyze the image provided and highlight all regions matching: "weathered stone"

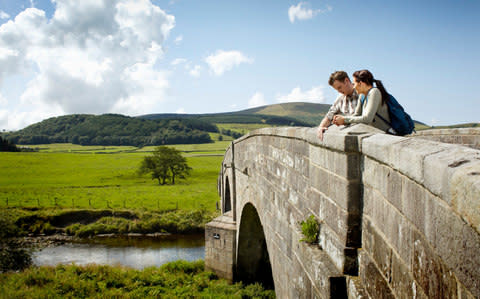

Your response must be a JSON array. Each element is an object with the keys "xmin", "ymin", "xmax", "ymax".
[
  {"xmin": 359, "ymin": 251, "xmax": 395, "ymax": 299},
  {"xmin": 413, "ymin": 128, "xmax": 480, "ymax": 150},
  {"xmin": 450, "ymin": 160, "xmax": 480, "ymax": 234},
  {"xmin": 208, "ymin": 127, "xmax": 480, "ymax": 298},
  {"xmin": 390, "ymin": 250, "xmax": 428, "ymax": 299},
  {"xmin": 205, "ymin": 216, "xmax": 237, "ymax": 282},
  {"xmin": 412, "ymin": 230, "xmax": 458, "ymax": 299},
  {"xmin": 401, "ymin": 177, "xmax": 427, "ymax": 234}
]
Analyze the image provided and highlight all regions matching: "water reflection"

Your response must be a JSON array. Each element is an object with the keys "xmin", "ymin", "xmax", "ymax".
[{"xmin": 32, "ymin": 234, "xmax": 205, "ymax": 269}]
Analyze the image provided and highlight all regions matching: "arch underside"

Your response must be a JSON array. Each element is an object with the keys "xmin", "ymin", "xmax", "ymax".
[{"xmin": 236, "ymin": 203, "xmax": 274, "ymax": 290}]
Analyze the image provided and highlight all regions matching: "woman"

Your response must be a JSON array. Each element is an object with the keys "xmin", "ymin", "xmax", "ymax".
[{"xmin": 333, "ymin": 70, "xmax": 394, "ymax": 134}]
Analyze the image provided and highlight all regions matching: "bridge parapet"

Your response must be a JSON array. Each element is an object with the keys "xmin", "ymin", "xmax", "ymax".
[
  {"xmin": 412, "ymin": 127, "xmax": 480, "ymax": 150},
  {"xmin": 206, "ymin": 124, "xmax": 480, "ymax": 298}
]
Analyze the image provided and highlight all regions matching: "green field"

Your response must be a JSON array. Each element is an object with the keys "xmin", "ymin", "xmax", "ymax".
[{"xmin": 0, "ymin": 143, "xmax": 229, "ymax": 211}]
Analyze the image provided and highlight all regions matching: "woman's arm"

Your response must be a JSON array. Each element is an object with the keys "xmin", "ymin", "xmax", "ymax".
[{"xmin": 344, "ymin": 88, "xmax": 381, "ymax": 124}]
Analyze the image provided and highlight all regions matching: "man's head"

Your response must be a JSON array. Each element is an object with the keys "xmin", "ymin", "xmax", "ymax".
[{"xmin": 328, "ymin": 71, "xmax": 354, "ymax": 96}]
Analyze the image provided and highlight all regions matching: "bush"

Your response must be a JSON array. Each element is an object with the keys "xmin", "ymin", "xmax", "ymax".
[
  {"xmin": 0, "ymin": 212, "xmax": 32, "ymax": 272},
  {"xmin": 299, "ymin": 215, "xmax": 319, "ymax": 244}
]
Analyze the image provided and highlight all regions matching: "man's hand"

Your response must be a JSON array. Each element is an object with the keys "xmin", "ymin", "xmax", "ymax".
[
  {"xmin": 317, "ymin": 116, "xmax": 332, "ymax": 141},
  {"xmin": 317, "ymin": 126, "xmax": 328, "ymax": 140},
  {"xmin": 333, "ymin": 115, "xmax": 345, "ymax": 126}
]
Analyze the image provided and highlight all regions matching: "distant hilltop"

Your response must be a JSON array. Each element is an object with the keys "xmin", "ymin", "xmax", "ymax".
[{"xmin": 1, "ymin": 102, "xmax": 477, "ymax": 146}]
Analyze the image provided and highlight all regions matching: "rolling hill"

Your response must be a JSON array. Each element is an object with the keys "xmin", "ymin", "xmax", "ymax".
[
  {"xmin": 141, "ymin": 102, "xmax": 330, "ymax": 126},
  {"xmin": 1, "ymin": 103, "xmax": 320, "ymax": 146},
  {"xmin": 2, "ymin": 101, "xmax": 470, "ymax": 146}
]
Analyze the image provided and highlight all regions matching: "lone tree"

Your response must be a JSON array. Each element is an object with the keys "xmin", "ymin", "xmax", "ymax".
[{"xmin": 139, "ymin": 146, "xmax": 191, "ymax": 185}]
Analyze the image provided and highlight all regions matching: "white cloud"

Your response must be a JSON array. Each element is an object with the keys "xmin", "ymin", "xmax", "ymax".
[
  {"xmin": 288, "ymin": 2, "xmax": 332, "ymax": 23},
  {"xmin": 0, "ymin": 10, "xmax": 9, "ymax": 19},
  {"xmin": 205, "ymin": 50, "xmax": 253, "ymax": 76},
  {"xmin": 0, "ymin": 93, "xmax": 7, "ymax": 106},
  {"xmin": 171, "ymin": 58, "xmax": 187, "ymax": 66},
  {"xmin": 174, "ymin": 35, "xmax": 183, "ymax": 45},
  {"xmin": 176, "ymin": 107, "xmax": 185, "ymax": 113},
  {"xmin": 248, "ymin": 92, "xmax": 267, "ymax": 108},
  {"xmin": 276, "ymin": 86, "xmax": 326, "ymax": 103},
  {"xmin": 0, "ymin": 0, "xmax": 175, "ymax": 130},
  {"xmin": 0, "ymin": 103, "xmax": 65, "ymax": 132},
  {"xmin": 189, "ymin": 65, "xmax": 201, "ymax": 77}
]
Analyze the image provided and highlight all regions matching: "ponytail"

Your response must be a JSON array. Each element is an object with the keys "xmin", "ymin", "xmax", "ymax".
[
  {"xmin": 374, "ymin": 79, "xmax": 389, "ymax": 105},
  {"xmin": 353, "ymin": 70, "xmax": 390, "ymax": 105}
]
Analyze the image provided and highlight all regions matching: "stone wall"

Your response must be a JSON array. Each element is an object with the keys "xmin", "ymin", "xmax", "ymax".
[
  {"xmin": 205, "ymin": 124, "xmax": 480, "ymax": 298},
  {"xmin": 412, "ymin": 127, "xmax": 480, "ymax": 149}
]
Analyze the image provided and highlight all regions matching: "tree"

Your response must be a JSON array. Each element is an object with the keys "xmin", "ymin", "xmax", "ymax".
[
  {"xmin": 0, "ymin": 136, "xmax": 20, "ymax": 152},
  {"xmin": 139, "ymin": 146, "xmax": 192, "ymax": 185}
]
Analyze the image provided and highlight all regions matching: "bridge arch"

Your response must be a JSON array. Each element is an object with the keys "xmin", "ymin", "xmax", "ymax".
[{"xmin": 236, "ymin": 202, "xmax": 274, "ymax": 289}]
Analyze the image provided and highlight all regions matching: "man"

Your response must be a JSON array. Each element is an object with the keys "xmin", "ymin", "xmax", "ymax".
[{"xmin": 317, "ymin": 71, "xmax": 359, "ymax": 140}]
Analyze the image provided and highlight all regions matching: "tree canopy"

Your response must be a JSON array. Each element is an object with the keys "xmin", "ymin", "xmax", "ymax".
[
  {"xmin": 2, "ymin": 114, "xmax": 215, "ymax": 146},
  {"xmin": 139, "ymin": 146, "xmax": 192, "ymax": 185},
  {"xmin": 0, "ymin": 136, "xmax": 19, "ymax": 152}
]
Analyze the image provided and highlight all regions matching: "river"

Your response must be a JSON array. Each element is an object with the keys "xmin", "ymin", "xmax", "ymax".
[{"xmin": 32, "ymin": 234, "xmax": 205, "ymax": 269}]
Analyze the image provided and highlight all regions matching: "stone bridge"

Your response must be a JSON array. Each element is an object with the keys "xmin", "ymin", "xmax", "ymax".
[{"xmin": 205, "ymin": 124, "xmax": 480, "ymax": 299}]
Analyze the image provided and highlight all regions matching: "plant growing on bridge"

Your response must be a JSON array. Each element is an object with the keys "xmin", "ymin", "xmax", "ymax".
[{"xmin": 300, "ymin": 215, "xmax": 319, "ymax": 244}]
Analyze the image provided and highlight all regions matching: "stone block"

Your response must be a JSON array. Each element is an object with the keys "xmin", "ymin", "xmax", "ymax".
[
  {"xmin": 318, "ymin": 221, "xmax": 357, "ymax": 274},
  {"xmin": 423, "ymin": 145, "xmax": 480, "ymax": 204},
  {"xmin": 371, "ymin": 222, "xmax": 392, "ymax": 282},
  {"xmin": 362, "ymin": 157, "xmax": 403, "ymax": 211},
  {"xmin": 318, "ymin": 222, "xmax": 344, "ymax": 270},
  {"xmin": 428, "ymin": 196, "xmax": 480, "ymax": 297},
  {"xmin": 366, "ymin": 194, "xmax": 414, "ymax": 267},
  {"xmin": 317, "ymin": 191, "xmax": 347, "ymax": 241},
  {"xmin": 401, "ymin": 177, "xmax": 427, "ymax": 233},
  {"xmin": 450, "ymin": 160, "xmax": 480, "ymax": 234},
  {"xmin": 390, "ymin": 250, "xmax": 428, "ymax": 299},
  {"xmin": 305, "ymin": 187, "xmax": 321, "ymax": 217},
  {"xmin": 346, "ymin": 276, "xmax": 369, "ymax": 299},
  {"xmin": 358, "ymin": 251, "xmax": 395, "ymax": 299},
  {"xmin": 412, "ymin": 230, "xmax": 458, "ymax": 299},
  {"xmin": 204, "ymin": 216, "xmax": 237, "ymax": 282},
  {"xmin": 288, "ymin": 138, "xmax": 309, "ymax": 156},
  {"xmin": 363, "ymin": 134, "xmax": 452, "ymax": 184},
  {"xmin": 309, "ymin": 164, "xmax": 331, "ymax": 200},
  {"xmin": 387, "ymin": 167, "xmax": 403, "ymax": 212},
  {"xmin": 295, "ymin": 238, "xmax": 347, "ymax": 298},
  {"xmin": 304, "ymin": 124, "xmax": 375, "ymax": 153},
  {"xmin": 294, "ymin": 153, "xmax": 309, "ymax": 178},
  {"xmin": 286, "ymin": 167, "xmax": 308, "ymax": 198},
  {"xmin": 310, "ymin": 145, "xmax": 360, "ymax": 180},
  {"xmin": 458, "ymin": 281, "xmax": 477, "ymax": 299}
]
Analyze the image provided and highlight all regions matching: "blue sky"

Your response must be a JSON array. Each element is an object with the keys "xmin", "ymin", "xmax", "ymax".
[{"xmin": 0, "ymin": 0, "xmax": 479, "ymax": 130}]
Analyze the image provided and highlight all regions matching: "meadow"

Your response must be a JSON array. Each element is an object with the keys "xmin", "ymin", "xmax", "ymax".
[{"xmin": 0, "ymin": 142, "xmax": 229, "ymax": 211}]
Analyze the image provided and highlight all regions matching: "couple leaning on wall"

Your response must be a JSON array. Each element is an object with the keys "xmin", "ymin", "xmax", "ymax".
[{"xmin": 317, "ymin": 69, "xmax": 413, "ymax": 141}]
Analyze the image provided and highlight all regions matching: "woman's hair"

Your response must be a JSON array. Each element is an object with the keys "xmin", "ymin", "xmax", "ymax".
[
  {"xmin": 352, "ymin": 69, "xmax": 389, "ymax": 105},
  {"xmin": 328, "ymin": 71, "xmax": 350, "ymax": 86}
]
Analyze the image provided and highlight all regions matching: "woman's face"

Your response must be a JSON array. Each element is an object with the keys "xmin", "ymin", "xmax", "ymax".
[{"xmin": 353, "ymin": 78, "xmax": 366, "ymax": 95}]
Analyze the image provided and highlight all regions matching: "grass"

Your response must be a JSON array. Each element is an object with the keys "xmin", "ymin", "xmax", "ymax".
[
  {"xmin": 0, "ymin": 260, "xmax": 276, "ymax": 298},
  {"xmin": 216, "ymin": 123, "xmax": 272, "ymax": 135},
  {"xmin": 0, "ymin": 147, "xmax": 223, "ymax": 211}
]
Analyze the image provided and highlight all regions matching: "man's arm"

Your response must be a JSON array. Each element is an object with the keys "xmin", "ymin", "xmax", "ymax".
[
  {"xmin": 317, "ymin": 94, "xmax": 342, "ymax": 140},
  {"xmin": 317, "ymin": 116, "xmax": 331, "ymax": 140}
]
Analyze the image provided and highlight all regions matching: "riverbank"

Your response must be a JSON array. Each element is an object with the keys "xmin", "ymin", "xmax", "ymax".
[{"xmin": 4, "ymin": 208, "xmax": 218, "ymax": 238}]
